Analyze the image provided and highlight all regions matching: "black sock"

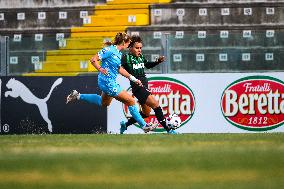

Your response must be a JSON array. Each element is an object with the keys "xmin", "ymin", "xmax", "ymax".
[
  {"xmin": 154, "ymin": 106, "xmax": 170, "ymax": 132},
  {"xmin": 125, "ymin": 112, "xmax": 148, "ymax": 127}
]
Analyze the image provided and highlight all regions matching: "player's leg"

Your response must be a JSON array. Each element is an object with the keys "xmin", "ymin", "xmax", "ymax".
[
  {"xmin": 124, "ymin": 104, "xmax": 149, "ymax": 127},
  {"xmin": 115, "ymin": 90, "xmax": 145, "ymax": 126},
  {"xmin": 145, "ymin": 95, "xmax": 171, "ymax": 132},
  {"xmin": 120, "ymin": 87, "xmax": 150, "ymax": 133},
  {"xmin": 101, "ymin": 92, "xmax": 113, "ymax": 106},
  {"xmin": 121, "ymin": 87, "xmax": 170, "ymax": 132},
  {"xmin": 115, "ymin": 90, "xmax": 156, "ymax": 133},
  {"xmin": 67, "ymin": 91, "xmax": 111, "ymax": 107},
  {"xmin": 78, "ymin": 93, "xmax": 103, "ymax": 106},
  {"xmin": 66, "ymin": 78, "xmax": 111, "ymax": 106}
]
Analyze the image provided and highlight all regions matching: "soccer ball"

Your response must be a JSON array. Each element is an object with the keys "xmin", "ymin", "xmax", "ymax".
[{"xmin": 166, "ymin": 114, "xmax": 181, "ymax": 130}]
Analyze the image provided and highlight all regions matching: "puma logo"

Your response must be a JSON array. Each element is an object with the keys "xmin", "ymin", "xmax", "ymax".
[{"xmin": 4, "ymin": 78, "xmax": 63, "ymax": 133}]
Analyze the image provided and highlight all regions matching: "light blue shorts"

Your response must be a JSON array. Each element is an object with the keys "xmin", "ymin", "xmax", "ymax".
[{"xmin": 98, "ymin": 78, "xmax": 122, "ymax": 97}]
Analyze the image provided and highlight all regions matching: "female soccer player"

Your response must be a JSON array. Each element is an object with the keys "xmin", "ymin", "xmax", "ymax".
[
  {"xmin": 120, "ymin": 35, "xmax": 176, "ymax": 134},
  {"xmin": 66, "ymin": 32, "xmax": 156, "ymax": 133}
]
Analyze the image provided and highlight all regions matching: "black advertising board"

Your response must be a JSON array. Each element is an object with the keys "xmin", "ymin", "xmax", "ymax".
[{"xmin": 0, "ymin": 76, "xmax": 107, "ymax": 134}]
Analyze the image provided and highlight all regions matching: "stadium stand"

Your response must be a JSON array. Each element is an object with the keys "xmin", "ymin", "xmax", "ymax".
[
  {"xmin": 128, "ymin": 0, "xmax": 284, "ymax": 72},
  {"xmin": 0, "ymin": 0, "xmax": 102, "ymax": 75},
  {"xmin": 1, "ymin": 0, "xmax": 283, "ymax": 75},
  {"xmin": 27, "ymin": 0, "xmax": 171, "ymax": 75}
]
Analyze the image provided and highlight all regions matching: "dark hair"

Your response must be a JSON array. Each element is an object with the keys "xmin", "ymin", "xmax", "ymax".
[
  {"xmin": 104, "ymin": 32, "xmax": 131, "ymax": 46},
  {"xmin": 128, "ymin": 35, "xmax": 142, "ymax": 48}
]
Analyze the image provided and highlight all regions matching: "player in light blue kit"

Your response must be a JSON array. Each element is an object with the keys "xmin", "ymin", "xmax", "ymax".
[{"xmin": 66, "ymin": 32, "xmax": 156, "ymax": 133}]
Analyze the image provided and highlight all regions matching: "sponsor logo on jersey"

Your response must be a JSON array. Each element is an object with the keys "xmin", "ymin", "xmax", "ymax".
[
  {"xmin": 221, "ymin": 75, "xmax": 284, "ymax": 131},
  {"xmin": 132, "ymin": 63, "xmax": 145, "ymax": 70}
]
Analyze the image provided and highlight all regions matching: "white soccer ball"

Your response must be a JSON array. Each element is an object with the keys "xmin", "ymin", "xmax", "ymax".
[{"xmin": 166, "ymin": 114, "xmax": 181, "ymax": 130}]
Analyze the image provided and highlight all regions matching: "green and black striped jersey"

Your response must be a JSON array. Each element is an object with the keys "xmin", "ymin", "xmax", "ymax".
[{"xmin": 121, "ymin": 53, "xmax": 159, "ymax": 78}]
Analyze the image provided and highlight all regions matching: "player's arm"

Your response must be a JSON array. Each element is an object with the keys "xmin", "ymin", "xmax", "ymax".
[
  {"xmin": 145, "ymin": 55, "xmax": 165, "ymax": 69},
  {"xmin": 90, "ymin": 54, "xmax": 108, "ymax": 75},
  {"xmin": 118, "ymin": 66, "xmax": 142, "ymax": 86}
]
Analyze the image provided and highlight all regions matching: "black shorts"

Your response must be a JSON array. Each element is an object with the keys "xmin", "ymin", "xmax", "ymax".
[{"xmin": 132, "ymin": 86, "xmax": 151, "ymax": 105}]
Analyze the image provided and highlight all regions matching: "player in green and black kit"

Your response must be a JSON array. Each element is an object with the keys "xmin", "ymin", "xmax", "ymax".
[{"xmin": 120, "ymin": 35, "xmax": 176, "ymax": 134}]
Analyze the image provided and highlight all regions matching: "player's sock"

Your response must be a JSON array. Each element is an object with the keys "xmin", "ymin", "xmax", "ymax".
[
  {"xmin": 154, "ymin": 106, "xmax": 170, "ymax": 132},
  {"xmin": 128, "ymin": 105, "xmax": 146, "ymax": 128},
  {"xmin": 125, "ymin": 112, "xmax": 148, "ymax": 127},
  {"xmin": 79, "ymin": 94, "xmax": 102, "ymax": 106}
]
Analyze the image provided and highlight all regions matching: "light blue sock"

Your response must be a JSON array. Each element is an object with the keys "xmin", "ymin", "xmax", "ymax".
[
  {"xmin": 79, "ymin": 94, "xmax": 102, "ymax": 106},
  {"xmin": 128, "ymin": 105, "xmax": 146, "ymax": 128}
]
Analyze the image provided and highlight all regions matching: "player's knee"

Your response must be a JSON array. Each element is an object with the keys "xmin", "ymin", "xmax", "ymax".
[
  {"xmin": 147, "ymin": 96, "xmax": 159, "ymax": 108},
  {"xmin": 127, "ymin": 98, "xmax": 135, "ymax": 106},
  {"xmin": 101, "ymin": 101, "xmax": 111, "ymax": 107},
  {"xmin": 140, "ymin": 111, "xmax": 150, "ymax": 118},
  {"xmin": 101, "ymin": 103, "xmax": 108, "ymax": 107},
  {"xmin": 144, "ymin": 112, "xmax": 150, "ymax": 117},
  {"xmin": 152, "ymin": 101, "xmax": 159, "ymax": 109}
]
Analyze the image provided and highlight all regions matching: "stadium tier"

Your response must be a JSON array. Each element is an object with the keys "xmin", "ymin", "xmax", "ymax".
[
  {"xmin": 94, "ymin": 3, "xmax": 150, "ymax": 15},
  {"xmin": 7, "ymin": 31, "xmax": 71, "ymax": 74},
  {"xmin": 128, "ymin": 26, "xmax": 284, "ymax": 48},
  {"xmin": 28, "ymin": 0, "xmax": 171, "ymax": 75},
  {"xmin": 0, "ymin": 0, "xmax": 98, "ymax": 8},
  {"xmin": 1, "ymin": 0, "xmax": 283, "ymax": 75},
  {"xmin": 0, "ymin": 0, "xmax": 100, "ymax": 75},
  {"xmin": 150, "ymin": 2, "xmax": 284, "ymax": 26},
  {"xmin": 126, "ymin": 1, "xmax": 284, "ymax": 72},
  {"xmin": 0, "ymin": 7, "xmax": 94, "ymax": 29}
]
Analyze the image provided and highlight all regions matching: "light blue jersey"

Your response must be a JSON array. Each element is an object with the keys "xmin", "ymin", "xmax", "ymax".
[
  {"xmin": 79, "ymin": 44, "xmax": 148, "ymax": 129},
  {"xmin": 97, "ymin": 45, "xmax": 123, "ymax": 97}
]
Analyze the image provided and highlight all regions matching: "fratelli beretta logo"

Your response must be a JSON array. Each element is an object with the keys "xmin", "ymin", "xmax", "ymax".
[
  {"xmin": 123, "ymin": 77, "xmax": 195, "ymax": 131},
  {"xmin": 221, "ymin": 75, "xmax": 284, "ymax": 131}
]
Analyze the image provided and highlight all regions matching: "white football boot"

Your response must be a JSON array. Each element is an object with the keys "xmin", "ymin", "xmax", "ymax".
[{"xmin": 66, "ymin": 90, "xmax": 79, "ymax": 104}]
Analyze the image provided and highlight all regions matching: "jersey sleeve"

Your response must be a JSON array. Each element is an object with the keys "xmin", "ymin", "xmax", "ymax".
[
  {"xmin": 121, "ymin": 54, "xmax": 131, "ymax": 73},
  {"xmin": 97, "ymin": 46, "xmax": 112, "ymax": 60},
  {"xmin": 121, "ymin": 54, "xmax": 127, "ymax": 68},
  {"xmin": 144, "ymin": 55, "xmax": 159, "ymax": 69}
]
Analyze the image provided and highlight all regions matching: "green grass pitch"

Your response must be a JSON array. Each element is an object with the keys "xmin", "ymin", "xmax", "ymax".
[{"xmin": 0, "ymin": 133, "xmax": 283, "ymax": 189}]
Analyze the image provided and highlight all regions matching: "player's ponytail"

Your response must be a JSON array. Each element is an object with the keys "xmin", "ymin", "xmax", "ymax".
[
  {"xmin": 104, "ymin": 41, "xmax": 112, "ymax": 46},
  {"xmin": 104, "ymin": 32, "xmax": 130, "ymax": 46}
]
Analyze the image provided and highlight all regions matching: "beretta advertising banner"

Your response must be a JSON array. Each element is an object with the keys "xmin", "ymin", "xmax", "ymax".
[
  {"xmin": 0, "ymin": 76, "xmax": 107, "ymax": 134},
  {"xmin": 108, "ymin": 72, "xmax": 284, "ymax": 134}
]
